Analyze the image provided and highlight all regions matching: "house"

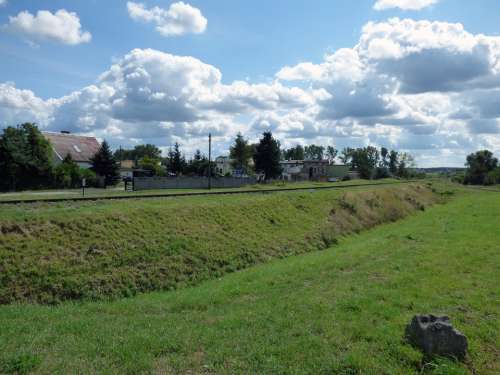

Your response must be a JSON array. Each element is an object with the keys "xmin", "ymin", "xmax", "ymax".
[
  {"xmin": 302, "ymin": 160, "xmax": 331, "ymax": 181},
  {"xmin": 43, "ymin": 131, "xmax": 100, "ymax": 169},
  {"xmin": 280, "ymin": 160, "xmax": 304, "ymax": 181},
  {"xmin": 215, "ymin": 156, "xmax": 255, "ymax": 177},
  {"xmin": 215, "ymin": 156, "xmax": 233, "ymax": 176}
]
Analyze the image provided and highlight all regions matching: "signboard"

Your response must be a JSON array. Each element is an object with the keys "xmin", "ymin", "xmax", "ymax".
[{"xmin": 82, "ymin": 178, "xmax": 87, "ymax": 187}]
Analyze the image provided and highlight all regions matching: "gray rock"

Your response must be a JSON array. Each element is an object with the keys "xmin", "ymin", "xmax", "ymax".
[{"xmin": 405, "ymin": 314, "xmax": 468, "ymax": 359}]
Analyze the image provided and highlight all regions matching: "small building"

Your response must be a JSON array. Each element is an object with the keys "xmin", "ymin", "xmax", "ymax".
[
  {"xmin": 302, "ymin": 160, "xmax": 331, "ymax": 181},
  {"xmin": 43, "ymin": 131, "xmax": 100, "ymax": 169},
  {"xmin": 280, "ymin": 160, "xmax": 351, "ymax": 181},
  {"xmin": 215, "ymin": 156, "xmax": 233, "ymax": 176},
  {"xmin": 280, "ymin": 160, "xmax": 304, "ymax": 181}
]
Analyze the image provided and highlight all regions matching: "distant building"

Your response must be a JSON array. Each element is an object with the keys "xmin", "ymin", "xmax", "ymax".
[
  {"xmin": 215, "ymin": 156, "xmax": 233, "ymax": 176},
  {"xmin": 280, "ymin": 159, "xmax": 351, "ymax": 181},
  {"xmin": 42, "ymin": 131, "xmax": 101, "ymax": 169},
  {"xmin": 215, "ymin": 156, "xmax": 254, "ymax": 177},
  {"xmin": 280, "ymin": 160, "xmax": 304, "ymax": 181},
  {"xmin": 302, "ymin": 160, "xmax": 330, "ymax": 181}
]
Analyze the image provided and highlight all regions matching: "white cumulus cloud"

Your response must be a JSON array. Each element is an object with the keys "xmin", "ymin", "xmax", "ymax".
[
  {"xmin": 1, "ymin": 18, "xmax": 500, "ymax": 167},
  {"xmin": 127, "ymin": 1, "xmax": 207, "ymax": 37},
  {"xmin": 5, "ymin": 9, "xmax": 91, "ymax": 45},
  {"xmin": 373, "ymin": 0, "xmax": 439, "ymax": 11}
]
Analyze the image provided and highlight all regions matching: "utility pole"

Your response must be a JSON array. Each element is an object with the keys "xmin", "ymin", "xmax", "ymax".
[{"xmin": 208, "ymin": 133, "xmax": 212, "ymax": 190}]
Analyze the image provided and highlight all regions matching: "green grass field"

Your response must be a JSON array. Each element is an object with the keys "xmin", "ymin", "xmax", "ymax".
[
  {"xmin": 0, "ymin": 184, "xmax": 498, "ymax": 374},
  {"xmin": 0, "ymin": 179, "xmax": 400, "ymax": 202}
]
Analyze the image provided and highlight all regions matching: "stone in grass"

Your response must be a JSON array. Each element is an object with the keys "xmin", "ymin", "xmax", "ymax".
[{"xmin": 405, "ymin": 314, "xmax": 468, "ymax": 359}]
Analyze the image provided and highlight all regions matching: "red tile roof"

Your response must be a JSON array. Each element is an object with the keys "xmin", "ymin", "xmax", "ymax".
[{"xmin": 43, "ymin": 132, "xmax": 101, "ymax": 163}]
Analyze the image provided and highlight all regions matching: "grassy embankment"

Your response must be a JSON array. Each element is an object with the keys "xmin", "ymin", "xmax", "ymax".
[
  {"xmin": 0, "ymin": 182, "xmax": 434, "ymax": 304},
  {"xmin": 0, "ymin": 178, "xmax": 401, "ymax": 202},
  {"xmin": 0, "ymin": 184, "xmax": 498, "ymax": 374}
]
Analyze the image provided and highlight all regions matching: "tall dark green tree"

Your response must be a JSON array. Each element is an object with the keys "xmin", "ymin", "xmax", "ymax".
[
  {"xmin": 253, "ymin": 132, "xmax": 282, "ymax": 180},
  {"xmin": 0, "ymin": 123, "xmax": 53, "ymax": 191},
  {"xmin": 389, "ymin": 150, "xmax": 399, "ymax": 175},
  {"xmin": 167, "ymin": 142, "xmax": 186, "ymax": 175},
  {"xmin": 230, "ymin": 133, "xmax": 253, "ymax": 174},
  {"xmin": 90, "ymin": 140, "xmax": 120, "ymax": 187},
  {"xmin": 464, "ymin": 150, "xmax": 498, "ymax": 185}
]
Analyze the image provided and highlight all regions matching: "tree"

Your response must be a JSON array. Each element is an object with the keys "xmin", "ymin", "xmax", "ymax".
[
  {"xmin": 167, "ymin": 142, "xmax": 186, "ymax": 175},
  {"xmin": 0, "ymin": 123, "xmax": 53, "ymax": 191},
  {"xmin": 282, "ymin": 145, "xmax": 304, "ymax": 160},
  {"xmin": 185, "ymin": 150, "xmax": 214, "ymax": 176},
  {"xmin": 350, "ymin": 147, "xmax": 379, "ymax": 179},
  {"xmin": 139, "ymin": 156, "xmax": 164, "ymax": 176},
  {"xmin": 339, "ymin": 147, "xmax": 354, "ymax": 165},
  {"xmin": 304, "ymin": 144, "xmax": 325, "ymax": 160},
  {"xmin": 230, "ymin": 133, "xmax": 253, "ymax": 174},
  {"xmin": 464, "ymin": 150, "xmax": 498, "ymax": 185},
  {"xmin": 326, "ymin": 146, "xmax": 338, "ymax": 163},
  {"xmin": 380, "ymin": 147, "xmax": 389, "ymax": 168},
  {"xmin": 114, "ymin": 144, "xmax": 162, "ymax": 163},
  {"xmin": 397, "ymin": 152, "xmax": 415, "ymax": 178},
  {"xmin": 90, "ymin": 140, "xmax": 120, "ymax": 187},
  {"xmin": 54, "ymin": 154, "xmax": 80, "ymax": 188},
  {"xmin": 389, "ymin": 150, "xmax": 399, "ymax": 175},
  {"xmin": 253, "ymin": 132, "xmax": 282, "ymax": 180}
]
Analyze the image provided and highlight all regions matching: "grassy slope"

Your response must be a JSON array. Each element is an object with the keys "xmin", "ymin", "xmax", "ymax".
[
  {"xmin": 0, "ymin": 183, "xmax": 435, "ymax": 304},
  {"xmin": 0, "ymin": 189, "xmax": 498, "ymax": 374},
  {"xmin": 0, "ymin": 179, "xmax": 401, "ymax": 202}
]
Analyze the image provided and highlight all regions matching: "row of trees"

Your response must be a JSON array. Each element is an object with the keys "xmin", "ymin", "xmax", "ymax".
[
  {"xmin": 115, "ymin": 142, "xmax": 215, "ymax": 177},
  {"xmin": 1, "ymin": 123, "xmax": 420, "ymax": 191},
  {"xmin": 281, "ymin": 144, "xmax": 338, "ymax": 162},
  {"xmin": 339, "ymin": 146, "xmax": 415, "ymax": 179},
  {"xmin": 0, "ymin": 124, "xmax": 120, "ymax": 191},
  {"xmin": 229, "ymin": 132, "xmax": 417, "ymax": 180}
]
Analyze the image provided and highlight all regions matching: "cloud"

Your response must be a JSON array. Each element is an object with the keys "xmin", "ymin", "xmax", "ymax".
[
  {"xmin": 373, "ymin": 0, "xmax": 439, "ymax": 11},
  {"xmin": 1, "ymin": 18, "xmax": 500, "ymax": 167},
  {"xmin": 0, "ymin": 0, "xmax": 7, "ymax": 7},
  {"xmin": 0, "ymin": 83, "xmax": 53, "ymax": 126},
  {"xmin": 4, "ymin": 9, "xmax": 91, "ymax": 45},
  {"xmin": 127, "ymin": 1, "xmax": 207, "ymax": 37}
]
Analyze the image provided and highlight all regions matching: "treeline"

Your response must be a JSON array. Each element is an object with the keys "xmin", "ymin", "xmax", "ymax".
[
  {"xmin": 228, "ymin": 132, "xmax": 417, "ymax": 180},
  {"xmin": 115, "ymin": 142, "xmax": 215, "ymax": 177},
  {"xmin": 455, "ymin": 150, "xmax": 500, "ymax": 185},
  {"xmin": 1, "ymin": 123, "xmax": 418, "ymax": 191},
  {"xmin": 0, "ymin": 124, "xmax": 120, "ymax": 191}
]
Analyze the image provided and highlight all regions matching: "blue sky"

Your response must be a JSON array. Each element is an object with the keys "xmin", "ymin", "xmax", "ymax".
[{"xmin": 1, "ymin": 0, "xmax": 500, "ymax": 166}]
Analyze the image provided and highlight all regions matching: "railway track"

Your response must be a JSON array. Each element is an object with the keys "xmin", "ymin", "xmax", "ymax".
[{"xmin": 0, "ymin": 180, "xmax": 417, "ymax": 205}]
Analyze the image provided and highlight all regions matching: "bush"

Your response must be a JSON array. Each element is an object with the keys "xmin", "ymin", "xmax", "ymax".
[{"xmin": 54, "ymin": 155, "xmax": 97, "ymax": 188}]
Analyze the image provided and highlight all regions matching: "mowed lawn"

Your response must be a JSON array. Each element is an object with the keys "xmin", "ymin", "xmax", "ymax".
[{"xmin": 0, "ymin": 189, "xmax": 499, "ymax": 374}]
